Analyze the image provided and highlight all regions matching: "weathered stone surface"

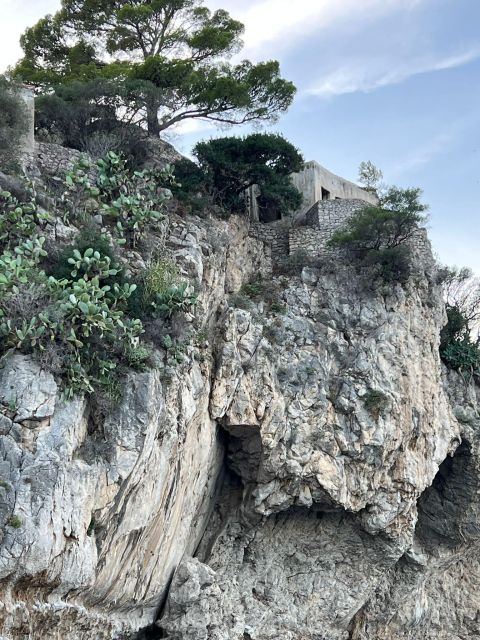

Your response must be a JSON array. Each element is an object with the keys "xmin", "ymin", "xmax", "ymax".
[
  {"xmin": 211, "ymin": 266, "xmax": 457, "ymax": 538},
  {"xmin": 0, "ymin": 213, "xmax": 269, "ymax": 639},
  {"xmin": 160, "ymin": 258, "xmax": 465, "ymax": 640},
  {"xmin": 0, "ymin": 355, "xmax": 57, "ymax": 422},
  {"xmin": 347, "ymin": 375, "xmax": 480, "ymax": 640},
  {"xmin": 0, "ymin": 175, "xmax": 477, "ymax": 640}
]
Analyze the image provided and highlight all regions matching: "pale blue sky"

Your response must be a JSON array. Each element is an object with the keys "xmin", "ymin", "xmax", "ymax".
[{"xmin": 1, "ymin": 0, "xmax": 479, "ymax": 273}]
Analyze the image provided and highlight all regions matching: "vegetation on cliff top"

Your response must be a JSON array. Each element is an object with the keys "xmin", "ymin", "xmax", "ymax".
[
  {"xmin": 173, "ymin": 133, "xmax": 304, "ymax": 220},
  {"xmin": 328, "ymin": 182, "xmax": 429, "ymax": 283},
  {"xmin": 0, "ymin": 152, "xmax": 196, "ymax": 399},
  {"xmin": 14, "ymin": 0, "xmax": 295, "ymax": 150}
]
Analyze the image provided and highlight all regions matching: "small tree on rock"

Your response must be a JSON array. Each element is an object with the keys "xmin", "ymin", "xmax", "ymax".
[
  {"xmin": 358, "ymin": 160, "xmax": 383, "ymax": 194},
  {"xmin": 174, "ymin": 133, "xmax": 304, "ymax": 220},
  {"xmin": 328, "ymin": 186, "xmax": 428, "ymax": 283}
]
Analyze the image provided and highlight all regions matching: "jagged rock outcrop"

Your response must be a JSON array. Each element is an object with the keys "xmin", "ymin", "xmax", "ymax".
[
  {"xmin": 0, "ymin": 200, "xmax": 478, "ymax": 640},
  {"xmin": 160, "ymin": 256, "xmax": 465, "ymax": 640}
]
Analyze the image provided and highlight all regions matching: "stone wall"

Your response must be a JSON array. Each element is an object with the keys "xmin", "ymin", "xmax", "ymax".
[
  {"xmin": 250, "ymin": 198, "xmax": 432, "ymax": 267},
  {"xmin": 251, "ymin": 200, "xmax": 367, "ymax": 263},
  {"xmin": 18, "ymin": 87, "xmax": 35, "ymax": 155},
  {"xmin": 306, "ymin": 198, "xmax": 367, "ymax": 229},
  {"xmin": 33, "ymin": 142, "xmax": 95, "ymax": 179},
  {"xmin": 249, "ymin": 221, "xmax": 290, "ymax": 261}
]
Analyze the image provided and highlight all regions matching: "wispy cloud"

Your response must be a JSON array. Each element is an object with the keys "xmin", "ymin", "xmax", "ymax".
[
  {"xmin": 306, "ymin": 47, "xmax": 480, "ymax": 97},
  {"xmin": 212, "ymin": 0, "xmax": 425, "ymax": 57},
  {"xmin": 391, "ymin": 132, "xmax": 454, "ymax": 175}
]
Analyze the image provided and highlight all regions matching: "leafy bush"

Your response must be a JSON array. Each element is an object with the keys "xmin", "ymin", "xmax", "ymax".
[
  {"xmin": 142, "ymin": 258, "xmax": 178, "ymax": 305},
  {"xmin": 47, "ymin": 227, "xmax": 124, "ymax": 288},
  {"xmin": 8, "ymin": 515, "xmax": 22, "ymax": 529},
  {"xmin": 174, "ymin": 133, "xmax": 303, "ymax": 220},
  {"xmin": 127, "ymin": 257, "xmax": 196, "ymax": 319},
  {"xmin": 364, "ymin": 389, "xmax": 389, "ymax": 418},
  {"xmin": 441, "ymin": 340, "xmax": 480, "ymax": 374},
  {"xmin": 0, "ymin": 185, "xmax": 49, "ymax": 247},
  {"xmin": 0, "ymin": 76, "xmax": 29, "ymax": 168},
  {"xmin": 96, "ymin": 151, "xmax": 173, "ymax": 246},
  {"xmin": 440, "ymin": 266, "xmax": 480, "ymax": 375},
  {"xmin": 0, "ymin": 235, "xmax": 141, "ymax": 397},
  {"xmin": 0, "ymin": 155, "xmax": 194, "ymax": 399},
  {"xmin": 328, "ymin": 187, "xmax": 428, "ymax": 283},
  {"xmin": 172, "ymin": 158, "xmax": 211, "ymax": 213},
  {"xmin": 358, "ymin": 161, "xmax": 383, "ymax": 193}
]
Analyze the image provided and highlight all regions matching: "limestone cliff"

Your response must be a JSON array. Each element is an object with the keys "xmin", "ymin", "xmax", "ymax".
[{"xmin": 0, "ymin": 202, "xmax": 477, "ymax": 640}]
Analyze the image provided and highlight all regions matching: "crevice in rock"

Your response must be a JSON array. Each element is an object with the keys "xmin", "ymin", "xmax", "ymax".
[{"xmin": 416, "ymin": 438, "xmax": 478, "ymax": 548}]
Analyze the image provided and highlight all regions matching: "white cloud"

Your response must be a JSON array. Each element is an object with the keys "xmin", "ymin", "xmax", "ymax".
[
  {"xmin": 306, "ymin": 48, "xmax": 480, "ymax": 97},
  {"xmin": 0, "ymin": 0, "xmax": 61, "ymax": 72},
  {"xmin": 211, "ymin": 0, "xmax": 425, "ymax": 57}
]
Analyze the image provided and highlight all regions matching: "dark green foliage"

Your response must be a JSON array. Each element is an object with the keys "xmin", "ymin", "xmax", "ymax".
[
  {"xmin": 440, "ymin": 267, "xmax": 480, "ymax": 375},
  {"xmin": 8, "ymin": 515, "xmax": 22, "ymax": 528},
  {"xmin": 361, "ymin": 245, "xmax": 412, "ymax": 284},
  {"xmin": 364, "ymin": 389, "xmax": 389, "ymax": 418},
  {"xmin": 15, "ymin": 1, "xmax": 295, "ymax": 138},
  {"xmin": 35, "ymin": 80, "xmax": 150, "ymax": 166},
  {"xmin": 441, "ymin": 340, "xmax": 480, "ymax": 374},
  {"xmin": 154, "ymin": 283, "xmax": 198, "ymax": 319},
  {"xmin": 0, "ymin": 76, "xmax": 29, "ymax": 168},
  {"xmin": 0, "ymin": 184, "xmax": 49, "ymax": 246},
  {"xmin": 46, "ymin": 227, "xmax": 125, "ymax": 289},
  {"xmin": 172, "ymin": 157, "xmax": 210, "ymax": 213},
  {"xmin": 328, "ymin": 186, "xmax": 428, "ymax": 283},
  {"xmin": 128, "ymin": 258, "xmax": 197, "ymax": 320},
  {"xmin": 440, "ymin": 305, "xmax": 469, "ymax": 352},
  {"xmin": 174, "ymin": 133, "xmax": 303, "ymax": 219}
]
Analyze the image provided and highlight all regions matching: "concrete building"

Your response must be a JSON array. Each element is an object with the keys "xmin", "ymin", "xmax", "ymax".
[
  {"xmin": 248, "ymin": 160, "xmax": 378, "ymax": 223},
  {"xmin": 291, "ymin": 161, "xmax": 378, "ymax": 218}
]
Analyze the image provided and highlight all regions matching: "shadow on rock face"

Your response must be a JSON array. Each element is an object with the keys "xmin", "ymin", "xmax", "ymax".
[{"xmin": 416, "ymin": 439, "xmax": 480, "ymax": 548}]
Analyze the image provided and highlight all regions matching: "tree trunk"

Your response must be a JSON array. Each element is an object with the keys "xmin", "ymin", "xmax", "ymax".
[{"xmin": 146, "ymin": 101, "xmax": 160, "ymax": 136}]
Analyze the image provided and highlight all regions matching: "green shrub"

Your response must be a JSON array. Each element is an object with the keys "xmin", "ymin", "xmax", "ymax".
[
  {"xmin": 364, "ymin": 389, "xmax": 389, "ymax": 418},
  {"xmin": 0, "ymin": 228, "xmax": 141, "ymax": 398},
  {"xmin": 0, "ymin": 151, "xmax": 192, "ymax": 400},
  {"xmin": 96, "ymin": 151, "xmax": 173, "ymax": 246},
  {"xmin": 361, "ymin": 246, "xmax": 411, "ymax": 284},
  {"xmin": 128, "ymin": 258, "xmax": 196, "ymax": 320},
  {"xmin": 328, "ymin": 188, "xmax": 428, "ymax": 284},
  {"xmin": 440, "ymin": 267, "xmax": 480, "ymax": 375},
  {"xmin": 8, "ymin": 514, "xmax": 22, "ymax": 528},
  {"xmin": 142, "ymin": 258, "xmax": 178, "ymax": 305},
  {"xmin": 47, "ymin": 227, "xmax": 124, "ymax": 289},
  {"xmin": 441, "ymin": 340, "xmax": 480, "ymax": 374},
  {"xmin": 154, "ymin": 283, "xmax": 197, "ymax": 319},
  {"xmin": 241, "ymin": 280, "xmax": 270, "ymax": 300},
  {"xmin": 0, "ymin": 185, "xmax": 49, "ymax": 249},
  {"xmin": 175, "ymin": 134, "xmax": 303, "ymax": 220},
  {"xmin": 172, "ymin": 157, "xmax": 212, "ymax": 213}
]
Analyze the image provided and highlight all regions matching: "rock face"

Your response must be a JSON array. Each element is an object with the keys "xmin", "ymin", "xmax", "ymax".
[
  {"xmin": 0, "ymin": 214, "xmax": 269, "ymax": 638},
  {"xmin": 0, "ymin": 207, "xmax": 478, "ymax": 640},
  {"xmin": 160, "ymin": 259, "xmax": 465, "ymax": 640}
]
